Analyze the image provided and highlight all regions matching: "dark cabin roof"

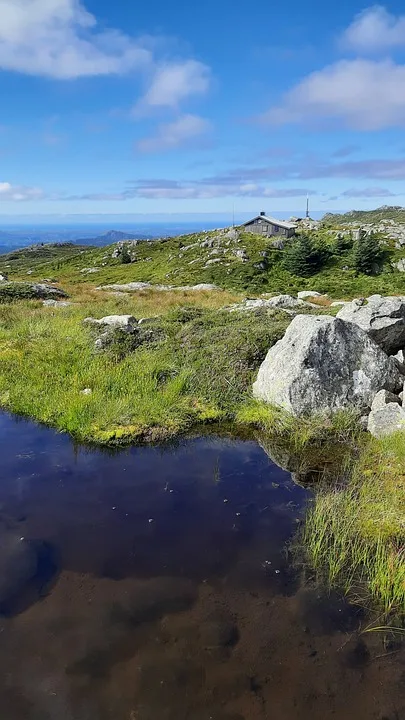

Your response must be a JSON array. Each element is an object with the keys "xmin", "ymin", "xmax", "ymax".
[{"xmin": 242, "ymin": 214, "xmax": 297, "ymax": 230}]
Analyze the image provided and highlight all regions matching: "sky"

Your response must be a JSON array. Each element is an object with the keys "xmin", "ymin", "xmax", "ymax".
[{"xmin": 3, "ymin": 1, "xmax": 405, "ymax": 220}]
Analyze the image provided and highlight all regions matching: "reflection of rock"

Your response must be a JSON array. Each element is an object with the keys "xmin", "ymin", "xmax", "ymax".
[
  {"xmin": 0, "ymin": 534, "xmax": 37, "ymax": 605},
  {"xmin": 199, "ymin": 617, "xmax": 239, "ymax": 649},
  {"xmin": 118, "ymin": 577, "xmax": 197, "ymax": 626},
  {"xmin": 258, "ymin": 437, "xmax": 300, "ymax": 474}
]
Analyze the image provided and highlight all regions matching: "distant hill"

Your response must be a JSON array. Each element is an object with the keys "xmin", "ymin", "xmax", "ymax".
[
  {"xmin": 323, "ymin": 206, "xmax": 405, "ymax": 224},
  {"xmin": 75, "ymin": 230, "xmax": 154, "ymax": 246},
  {"xmin": 0, "ymin": 242, "xmax": 95, "ymax": 275}
]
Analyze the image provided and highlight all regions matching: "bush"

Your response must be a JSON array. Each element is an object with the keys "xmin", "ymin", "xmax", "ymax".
[
  {"xmin": 283, "ymin": 234, "xmax": 328, "ymax": 277},
  {"xmin": 352, "ymin": 232, "xmax": 384, "ymax": 275},
  {"xmin": 120, "ymin": 245, "xmax": 132, "ymax": 264}
]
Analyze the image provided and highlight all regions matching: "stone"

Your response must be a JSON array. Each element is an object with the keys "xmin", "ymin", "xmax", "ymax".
[
  {"xmin": 394, "ymin": 349, "xmax": 405, "ymax": 364},
  {"xmin": 297, "ymin": 291, "xmax": 322, "ymax": 299},
  {"xmin": 371, "ymin": 389, "xmax": 401, "ymax": 411},
  {"xmin": 367, "ymin": 403, "xmax": 405, "ymax": 438},
  {"xmin": 80, "ymin": 267, "xmax": 100, "ymax": 274},
  {"xmin": 96, "ymin": 282, "xmax": 219, "ymax": 292},
  {"xmin": 42, "ymin": 299, "xmax": 71, "ymax": 307},
  {"xmin": 253, "ymin": 315, "xmax": 402, "ymax": 416},
  {"xmin": 0, "ymin": 273, "xmax": 7, "ymax": 282},
  {"xmin": 359, "ymin": 415, "xmax": 369, "ymax": 431},
  {"xmin": 0, "ymin": 534, "xmax": 37, "ymax": 605},
  {"xmin": 330, "ymin": 300, "xmax": 351, "ymax": 307},
  {"xmin": 395, "ymin": 259, "xmax": 405, "ymax": 272},
  {"xmin": 84, "ymin": 315, "xmax": 138, "ymax": 332},
  {"xmin": 81, "ymin": 388, "xmax": 92, "ymax": 395},
  {"xmin": 337, "ymin": 295, "xmax": 405, "ymax": 355},
  {"xmin": 29, "ymin": 283, "xmax": 68, "ymax": 299}
]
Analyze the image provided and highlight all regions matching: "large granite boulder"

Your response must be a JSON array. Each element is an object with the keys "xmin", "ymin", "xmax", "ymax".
[
  {"xmin": 337, "ymin": 295, "xmax": 405, "ymax": 355},
  {"xmin": 253, "ymin": 315, "xmax": 402, "ymax": 416}
]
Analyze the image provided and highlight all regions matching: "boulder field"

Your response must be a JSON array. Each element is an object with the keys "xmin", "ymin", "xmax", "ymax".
[{"xmin": 253, "ymin": 295, "xmax": 405, "ymax": 438}]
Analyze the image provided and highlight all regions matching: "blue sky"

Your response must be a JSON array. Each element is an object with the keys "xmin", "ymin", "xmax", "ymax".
[{"xmin": 3, "ymin": 1, "xmax": 405, "ymax": 219}]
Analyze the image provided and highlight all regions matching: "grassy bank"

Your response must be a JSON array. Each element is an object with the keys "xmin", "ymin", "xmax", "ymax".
[
  {"xmin": 302, "ymin": 433, "xmax": 405, "ymax": 617},
  {"xmin": 0, "ymin": 288, "xmax": 292, "ymax": 444}
]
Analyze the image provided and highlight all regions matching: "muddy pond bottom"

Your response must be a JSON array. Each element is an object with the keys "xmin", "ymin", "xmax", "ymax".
[{"xmin": 0, "ymin": 413, "xmax": 403, "ymax": 720}]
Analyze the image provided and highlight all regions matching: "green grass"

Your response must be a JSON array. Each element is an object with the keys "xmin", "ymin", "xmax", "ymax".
[
  {"xmin": 302, "ymin": 433, "xmax": 405, "ymax": 618},
  {"xmin": 0, "ymin": 292, "xmax": 290, "ymax": 444}
]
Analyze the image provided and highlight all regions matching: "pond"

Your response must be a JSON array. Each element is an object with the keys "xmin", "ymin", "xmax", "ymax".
[{"xmin": 0, "ymin": 412, "xmax": 403, "ymax": 720}]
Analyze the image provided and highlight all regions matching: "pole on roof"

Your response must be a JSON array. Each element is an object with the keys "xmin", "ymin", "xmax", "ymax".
[{"xmin": 306, "ymin": 194, "xmax": 309, "ymax": 219}]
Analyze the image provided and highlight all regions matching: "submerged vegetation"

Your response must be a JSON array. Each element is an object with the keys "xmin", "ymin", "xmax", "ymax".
[{"xmin": 0, "ymin": 224, "xmax": 404, "ymax": 618}]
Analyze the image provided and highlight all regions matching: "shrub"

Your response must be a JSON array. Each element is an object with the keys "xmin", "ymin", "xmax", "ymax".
[
  {"xmin": 352, "ymin": 232, "xmax": 384, "ymax": 275},
  {"xmin": 282, "ymin": 234, "xmax": 327, "ymax": 277}
]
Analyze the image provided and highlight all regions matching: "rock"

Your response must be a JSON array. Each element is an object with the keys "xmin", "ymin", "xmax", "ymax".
[
  {"xmin": 84, "ymin": 315, "xmax": 138, "ymax": 332},
  {"xmin": 96, "ymin": 282, "xmax": 219, "ymax": 292},
  {"xmin": 337, "ymin": 295, "xmax": 405, "ymax": 355},
  {"xmin": 80, "ymin": 267, "xmax": 100, "ymax": 274},
  {"xmin": 271, "ymin": 239, "xmax": 285, "ymax": 250},
  {"xmin": 395, "ymin": 259, "xmax": 405, "ymax": 272},
  {"xmin": 371, "ymin": 389, "xmax": 401, "ymax": 411},
  {"xmin": 253, "ymin": 315, "xmax": 402, "ymax": 416},
  {"xmin": 330, "ymin": 300, "xmax": 351, "ymax": 307},
  {"xmin": 29, "ymin": 283, "xmax": 67, "ymax": 299},
  {"xmin": 0, "ymin": 273, "xmax": 7, "ymax": 282},
  {"xmin": 229, "ymin": 295, "xmax": 310, "ymax": 313},
  {"xmin": 42, "ymin": 299, "xmax": 71, "ymax": 307},
  {"xmin": 297, "ymin": 291, "xmax": 322, "ymax": 299},
  {"xmin": 394, "ymin": 349, "xmax": 405, "ymax": 364},
  {"xmin": 0, "ymin": 534, "xmax": 38, "ymax": 605},
  {"xmin": 268, "ymin": 295, "xmax": 307, "ymax": 308},
  {"xmin": 81, "ymin": 388, "xmax": 92, "ymax": 396},
  {"xmin": 367, "ymin": 403, "xmax": 405, "ymax": 438}
]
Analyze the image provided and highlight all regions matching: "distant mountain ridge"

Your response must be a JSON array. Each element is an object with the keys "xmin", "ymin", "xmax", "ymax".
[
  {"xmin": 75, "ymin": 230, "xmax": 154, "ymax": 246},
  {"xmin": 323, "ymin": 206, "xmax": 405, "ymax": 224}
]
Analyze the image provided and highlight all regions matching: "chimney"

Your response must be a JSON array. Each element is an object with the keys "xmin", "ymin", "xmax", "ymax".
[{"xmin": 260, "ymin": 211, "xmax": 266, "ymax": 216}]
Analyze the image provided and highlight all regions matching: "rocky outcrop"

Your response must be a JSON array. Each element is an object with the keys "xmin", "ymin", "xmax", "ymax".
[
  {"xmin": 96, "ymin": 282, "xmax": 219, "ymax": 292},
  {"xmin": 337, "ymin": 295, "xmax": 405, "ymax": 355},
  {"xmin": 253, "ymin": 315, "xmax": 401, "ymax": 416},
  {"xmin": 229, "ymin": 295, "xmax": 309, "ymax": 313},
  {"xmin": 395, "ymin": 259, "xmax": 405, "ymax": 272},
  {"xmin": 297, "ymin": 291, "xmax": 322, "ymax": 299},
  {"xmin": 84, "ymin": 315, "xmax": 139, "ymax": 350}
]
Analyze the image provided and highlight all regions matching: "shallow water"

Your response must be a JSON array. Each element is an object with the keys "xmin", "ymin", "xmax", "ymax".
[{"xmin": 0, "ymin": 413, "xmax": 403, "ymax": 720}]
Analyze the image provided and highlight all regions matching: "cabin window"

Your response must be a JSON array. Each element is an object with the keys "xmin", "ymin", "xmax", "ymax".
[{"xmin": 273, "ymin": 225, "xmax": 279, "ymax": 233}]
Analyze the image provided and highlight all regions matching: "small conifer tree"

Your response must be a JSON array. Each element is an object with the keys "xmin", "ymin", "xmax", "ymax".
[
  {"xmin": 282, "ymin": 234, "xmax": 325, "ymax": 277},
  {"xmin": 120, "ymin": 244, "xmax": 132, "ymax": 264},
  {"xmin": 352, "ymin": 232, "xmax": 384, "ymax": 275}
]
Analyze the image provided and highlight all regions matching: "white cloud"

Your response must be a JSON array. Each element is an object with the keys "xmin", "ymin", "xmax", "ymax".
[
  {"xmin": 0, "ymin": 182, "xmax": 44, "ymax": 201},
  {"xmin": 262, "ymin": 59, "xmax": 405, "ymax": 130},
  {"xmin": 341, "ymin": 186, "xmax": 397, "ymax": 198},
  {"xmin": 0, "ymin": 0, "xmax": 155, "ymax": 78},
  {"xmin": 341, "ymin": 5, "xmax": 405, "ymax": 54},
  {"xmin": 136, "ymin": 114, "xmax": 211, "ymax": 153},
  {"xmin": 134, "ymin": 60, "xmax": 211, "ymax": 114}
]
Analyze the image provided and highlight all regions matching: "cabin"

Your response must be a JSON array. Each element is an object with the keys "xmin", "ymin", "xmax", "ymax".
[{"xmin": 242, "ymin": 212, "xmax": 297, "ymax": 238}]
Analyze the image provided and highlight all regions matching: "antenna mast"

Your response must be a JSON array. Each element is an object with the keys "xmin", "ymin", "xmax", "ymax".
[{"xmin": 306, "ymin": 194, "xmax": 309, "ymax": 219}]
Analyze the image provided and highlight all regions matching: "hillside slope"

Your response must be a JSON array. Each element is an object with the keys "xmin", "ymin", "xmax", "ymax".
[
  {"xmin": 1, "ymin": 226, "xmax": 405, "ymax": 297},
  {"xmin": 323, "ymin": 206, "xmax": 405, "ymax": 225}
]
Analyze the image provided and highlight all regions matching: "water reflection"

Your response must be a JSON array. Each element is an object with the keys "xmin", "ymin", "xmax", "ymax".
[{"xmin": 0, "ymin": 413, "xmax": 403, "ymax": 720}]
